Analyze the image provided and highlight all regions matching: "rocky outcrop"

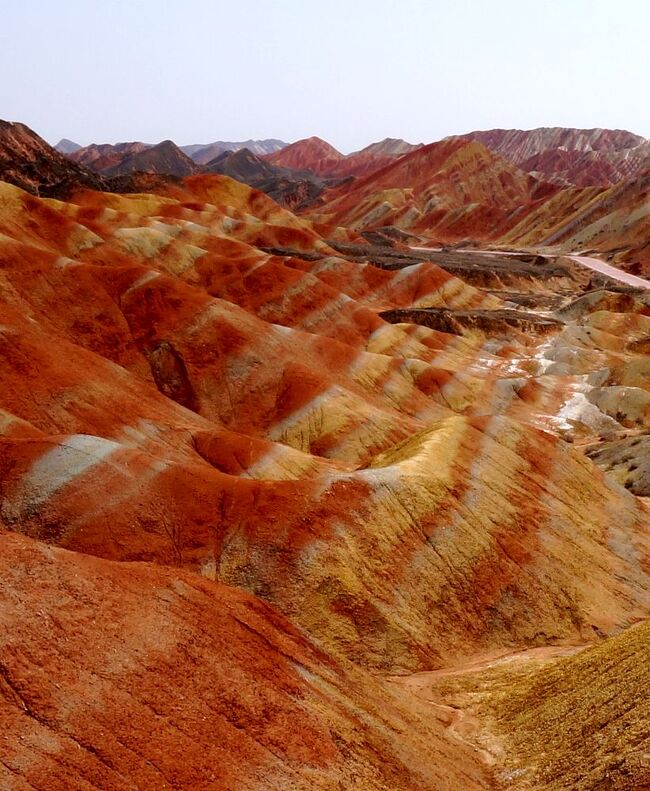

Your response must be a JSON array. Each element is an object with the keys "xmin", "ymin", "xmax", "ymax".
[{"xmin": 380, "ymin": 307, "xmax": 564, "ymax": 337}]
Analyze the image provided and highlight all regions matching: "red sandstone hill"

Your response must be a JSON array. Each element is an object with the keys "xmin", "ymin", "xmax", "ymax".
[
  {"xmin": 456, "ymin": 127, "xmax": 650, "ymax": 186},
  {"xmin": 1, "ymin": 175, "xmax": 648, "ymax": 675},
  {"xmin": 266, "ymin": 135, "xmax": 416, "ymax": 180},
  {"xmin": 501, "ymin": 166, "xmax": 650, "ymax": 270},
  {"xmin": 307, "ymin": 137, "xmax": 557, "ymax": 241},
  {"xmin": 1, "ymin": 121, "xmax": 650, "ymax": 789},
  {"xmin": 457, "ymin": 126, "xmax": 646, "ymax": 163},
  {"xmin": 266, "ymin": 135, "xmax": 345, "ymax": 175},
  {"xmin": 1, "ymin": 530, "xmax": 495, "ymax": 791},
  {"xmin": 269, "ymin": 128, "xmax": 649, "ymax": 188},
  {"xmin": 518, "ymin": 143, "xmax": 650, "ymax": 187},
  {"xmin": 0, "ymin": 120, "xmax": 106, "ymax": 196}
]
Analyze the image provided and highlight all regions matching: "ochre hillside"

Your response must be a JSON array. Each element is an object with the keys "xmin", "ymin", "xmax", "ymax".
[{"xmin": 0, "ymin": 122, "xmax": 649, "ymax": 789}]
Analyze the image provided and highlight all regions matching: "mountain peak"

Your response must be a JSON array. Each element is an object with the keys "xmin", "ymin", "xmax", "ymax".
[
  {"xmin": 354, "ymin": 137, "xmax": 423, "ymax": 157},
  {"xmin": 265, "ymin": 136, "xmax": 343, "ymax": 175},
  {"xmin": 54, "ymin": 138, "xmax": 82, "ymax": 154},
  {"xmin": 103, "ymin": 139, "xmax": 198, "ymax": 177}
]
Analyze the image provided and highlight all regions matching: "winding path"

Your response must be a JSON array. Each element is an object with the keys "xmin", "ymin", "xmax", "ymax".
[
  {"xmin": 410, "ymin": 246, "xmax": 650, "ymax": 290},
  {"xmin": 566, "ymin": 255, "xmax": 650, "ymax": 289},
  {"xmin": 388, "ymin": 644, "xmax": 587, "ymax": 768}
]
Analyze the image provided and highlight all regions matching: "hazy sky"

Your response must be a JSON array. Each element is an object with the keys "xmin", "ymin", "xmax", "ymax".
[{"xmin": 2, "ymin": 0, "xmax": 649, "ymax": 152}]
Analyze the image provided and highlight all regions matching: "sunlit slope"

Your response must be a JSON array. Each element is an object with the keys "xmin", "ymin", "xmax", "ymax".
[
  {"xmin": 0, "ymin": 531, "xmax": 493, "ymax": 791},
  {"xmin": 491, "ymin": 620, "xmax": 650, "ymax": 790}
]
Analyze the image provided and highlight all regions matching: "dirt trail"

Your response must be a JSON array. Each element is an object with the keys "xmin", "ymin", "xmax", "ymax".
[
  {"xmin": 567, "ymin": 254, "xmax": 650, "ymax": 289},
  {"xmin": 424, "ymin": 699, "xmax": 496, "ymax": 765},
  {"xmin": 410, "ymin": 246, "xmax": 650, "ymax": 290},
  {"xmin": 388, "ymin": 644, "xmax": 588, "ymax": 767}
]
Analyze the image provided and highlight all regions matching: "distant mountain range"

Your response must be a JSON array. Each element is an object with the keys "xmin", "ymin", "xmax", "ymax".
[
  {"xmin": 55, "ymin": 137, "xmax": 288, "ymax": 162},
  {"xmin": 101, "ymin": 140, "xmax": 199, "ymax": 178},
  {"xmin": 3, "ymin": 123, "xmax": 186, "ymax": 197},
  {"xmin": 35, "ymin": 124, "xmax": 650, "ymax": 212},
  {"xmin": 184, "ymin": 139, "xmax": 287, "ymax": 163}
]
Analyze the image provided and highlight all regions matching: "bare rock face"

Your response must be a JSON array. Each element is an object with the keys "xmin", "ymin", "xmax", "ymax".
[{"xmin": 145, "ymin": 340, "xmax": 198, "ymax": 411}]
